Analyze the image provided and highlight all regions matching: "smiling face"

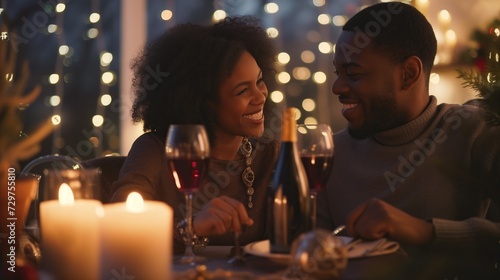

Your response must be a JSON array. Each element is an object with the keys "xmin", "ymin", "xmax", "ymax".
[
  {"xmin": 332, "ymin": 31, "xmax": 409, "ymax": 139},
  {"xmin": 212, "ymin": 51, "xmax": 268, "ymax": 140}
]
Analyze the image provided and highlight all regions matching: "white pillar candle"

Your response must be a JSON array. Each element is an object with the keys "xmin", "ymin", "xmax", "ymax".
[
  {"xmin": 101, "ymin": 192, "xmax": 173, "ymax": 280},
  {"xmin": 40, "ymin": 183, "xmax": 103, "ymax": 280}
]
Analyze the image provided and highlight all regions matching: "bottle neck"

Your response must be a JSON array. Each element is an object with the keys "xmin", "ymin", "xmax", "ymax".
[{"xmin": 281, "ymin": 108, "xmax": 296, "ymax": 142}]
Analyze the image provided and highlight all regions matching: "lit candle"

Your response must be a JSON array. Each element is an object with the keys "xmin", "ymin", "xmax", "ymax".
[
  {"xmin": 40, "ymin": 183, "xmax": 103, "ymax": 280},
  {"xmin": 101, "ymin": 192, "xmax": 173, "ymax": 280}
]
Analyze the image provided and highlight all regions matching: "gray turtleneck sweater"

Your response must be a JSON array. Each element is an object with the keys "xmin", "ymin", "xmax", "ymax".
[{"xmin": 317, "ymin": 96, "xmax": 500, "ymax": 262}]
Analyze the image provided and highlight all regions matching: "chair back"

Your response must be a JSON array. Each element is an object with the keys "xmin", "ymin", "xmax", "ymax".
[{"xmin": 81, "ymin": 156, "xmax": 126, "ymax": 203}]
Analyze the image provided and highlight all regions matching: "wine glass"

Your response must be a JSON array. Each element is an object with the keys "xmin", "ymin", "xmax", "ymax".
[
  {"xmin": 165, "ymin": 124, "xmax": 210, "ymax": 265},
  {"xmin": 228, "ymin": 223, "xmax": 247, "ymax": 266},
  {"xmin": 296, "ymin": 124, "xmax": 334, "ymax": 229},
  {"xmin": 227, "ymin": 231, "xmax": 246, "ymax": 266}
]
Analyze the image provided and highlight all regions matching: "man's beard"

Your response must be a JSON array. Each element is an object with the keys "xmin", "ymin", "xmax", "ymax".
[{"xmin": 347, "ymin": 93, "xmax": 402, "ymax": 139}]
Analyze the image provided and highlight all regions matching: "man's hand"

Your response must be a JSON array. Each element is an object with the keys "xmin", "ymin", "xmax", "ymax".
[{"xmin": 346, "ymin": 198, "xmax": 435, "ymax": 246}]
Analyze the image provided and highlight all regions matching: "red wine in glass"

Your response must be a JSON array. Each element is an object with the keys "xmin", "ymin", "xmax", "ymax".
[
  {"xmin": 169, "ymin": 158, "xmax": 209, "ymax": 193},
  {"xmin": 296, "ymin": 124, "xmax": 334, "ymax": 229},
  {"xmin": 300, "ymin": 155, "xmax": 334, "ymax": 193},
  {"xmin": 165, "ymin": 124, "xmax": 210, "ymax": 265}
]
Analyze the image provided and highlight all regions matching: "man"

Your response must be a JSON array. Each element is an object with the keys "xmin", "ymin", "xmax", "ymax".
[{"xmin": 317, "ymin": 2, "xmax": 500, "ymax": 279}]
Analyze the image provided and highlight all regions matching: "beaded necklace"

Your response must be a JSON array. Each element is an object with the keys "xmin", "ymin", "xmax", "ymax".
[{"xmin": 240, "ymin": 137, "xmax": 255, "ymax": 208}]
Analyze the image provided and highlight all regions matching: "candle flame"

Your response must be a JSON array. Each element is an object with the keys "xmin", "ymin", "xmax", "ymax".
[
  {"xmin": 58, "ymin": 183, "xmax": 75, "ymax": 206},
  {"xmin": 126, "ymin": 192, "xmax": 144, "ymax": 213}
]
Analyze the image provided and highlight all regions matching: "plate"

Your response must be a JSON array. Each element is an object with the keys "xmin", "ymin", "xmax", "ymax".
[
  {"xmin": 244, "ymin": 237, "xmax": 398, "ymax": 261},
  {"xmin": 243, "ymin": 240, "xmax": 291, "ymax": 264}
]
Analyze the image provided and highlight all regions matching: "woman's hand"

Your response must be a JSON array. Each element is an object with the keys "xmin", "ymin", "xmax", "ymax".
[
  {"xmin": 193, "ymin": 195, "xmax": 254, "ymax": 236},
  {"xmin": 346, "ymin": 198, "xmax": 435, "ymax": 246}
]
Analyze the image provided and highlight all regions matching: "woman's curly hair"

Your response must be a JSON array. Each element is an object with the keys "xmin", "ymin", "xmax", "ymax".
[{"xmin": 130, "ymin": 16, "xmax": 277, "ymax": 144}]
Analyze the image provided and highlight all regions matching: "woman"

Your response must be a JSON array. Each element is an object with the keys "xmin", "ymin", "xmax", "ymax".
[{"xmin": 110, "ymin": 16, "xmax": 280, "ymax": 253}]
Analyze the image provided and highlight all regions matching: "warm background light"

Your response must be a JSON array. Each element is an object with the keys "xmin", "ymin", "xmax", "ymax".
[
  {"xmin": 332, "ymin": 15, "xmax": 347, "ymax": 26},
  {"xmin": 293, "ymin": 67, "xmax": 311, "ymax": 80},
  {"xmin": 49, "ymin": 96, "xmax": 61, "ymax": 107},
  {"xmin": 278, "ymin": 52, "xmax": 290, "ymax": 64},
  {"xmin": 302, "ymin": 99, "xmax": 316, "ymax": 112},
  {"xmin": 100, "ymin": 52, "xmax": 113, "ymax": 66},
  {"xmin": 213, "ymin": 10, "xmax": 226, "ymax": 21},
  {"xmin": 51, "ymin": 115, "xmax": 61, "ymax": 125},
  {"xmin": 55, "ymin": 3, "xmax": 66, "ymax": 13},
  {"xmin": 270, "ymin": 90, "xmax": 284, "ymax": 103},
  {"xmin": 89, "ymin": 13, "xmax": 100, "ymax": 23},
  {"xmin": 277, "ymin": 72, "xmax": 291, "ymax": 84},
  {"xmin": 47, "ymin": 24, "xmax": 57, "ymax": 33},
  {"xmin": 6, "ymin": 0, "xmax": 497, "ymax": 159},
  {"xmin": 92, "ymin": 115, "xmax": 104, "ymax": 127},
  {"xmin": 317, "ymin": 14, "xmax": 330, "ymax": 25},
  {"xmin": 100, "ymin": 94, "xmax": 112, "ymax": 106},
  {"xmin": 312, "ymin": 0, "xmax": 326, "ymax": 7},
  {"xmin": 58, "ymin": 45, "xmax": 69, "ymax": 55},
  {"xmin": 264, "ymin": 3, "xmax": 279, "ymax": 14},
  {"xmin": 161, "ymin": 10, "xmax": 173, "ymax": 21},
  {"xmin": 266, "ymin": 27, "xmax": 279, "ymax": 38},
  {"xmin": 301, "ymin": 50, "xmax": 315, "ymax": 63}
]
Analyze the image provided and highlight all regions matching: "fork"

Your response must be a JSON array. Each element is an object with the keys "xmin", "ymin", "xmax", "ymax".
[{"xmin": 332, "ymin": 225, "xmax": 346, "ymax": 235}]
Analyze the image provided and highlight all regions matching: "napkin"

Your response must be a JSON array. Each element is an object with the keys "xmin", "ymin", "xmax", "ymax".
[{"xmin": 338, "ymin": 236, "xmax": 400, "ymax": 259}]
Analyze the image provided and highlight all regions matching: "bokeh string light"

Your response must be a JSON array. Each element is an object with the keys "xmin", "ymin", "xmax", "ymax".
[
  {"xmin": 0, "ymin": 2, "xmax": 6, "ymax": 40},
  {"xmin": 48, "ymin": 0, "xmax": 118, "ymax": 157},
  {"xmin": 50, "ymin": 1, "xmax": 66, "ymax": 154},
  {"xmin": 311, "ymin": 0, "xmax": 334, "ymax": 125},
  {"xmin": 91, "ymin": 0, "xmax": 111, "ymax": 157},
  {"xmin": 3, "ymin": 0, "xmax": 492, "ymax": 161},
  {"xmin": 263, "ymin": 1, "xmax": 287, "ymax": 118},
  {"xmin": 161, "ymin": 0, "xmax": 175, "ymax": 27}
]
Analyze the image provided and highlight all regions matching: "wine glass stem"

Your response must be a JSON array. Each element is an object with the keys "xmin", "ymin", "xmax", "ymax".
[
  {"xmin": 235, "ymin": 232, "xmax": 241, "ymax": 256},
  {"xmin": 310, "ymin": 191, "xmax": 317, "ymax": 229},
  {"xmin": 185, "ymin": 192, "xmax": 194, "ymax": 258}
]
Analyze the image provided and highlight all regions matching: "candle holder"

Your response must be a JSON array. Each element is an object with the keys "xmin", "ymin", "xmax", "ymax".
[
  {"xmin": 42, "ymin": 168, "xmax": 101, "ymax": 201},
  {"xmin": 40, "ymin": 168, "xmax": 102, "ymax": 280},
  {"xmin": 0, "ymin": 172, "xmax": 41, "ymax": 276},
  {"xmin": 21, "ymin": 155, "xmax": 85, "ymax": 243}
]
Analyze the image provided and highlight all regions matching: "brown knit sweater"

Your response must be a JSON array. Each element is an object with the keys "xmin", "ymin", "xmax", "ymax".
[{"xmin": 110, "ymin": 132, "xmax": 279, "ymax": 250}]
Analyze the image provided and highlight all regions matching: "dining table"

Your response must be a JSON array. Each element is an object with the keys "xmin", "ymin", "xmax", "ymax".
[
  {"xmin": 31, "ymin": 242, "xmax": 408, "ymax": 280},
  {"xmin": 34, "ymin": 241, "xmax": 491, "ymax": 279},
  {"xmin": 172, "ymin": 244, "xmax": 410, "ymax": 280}
]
